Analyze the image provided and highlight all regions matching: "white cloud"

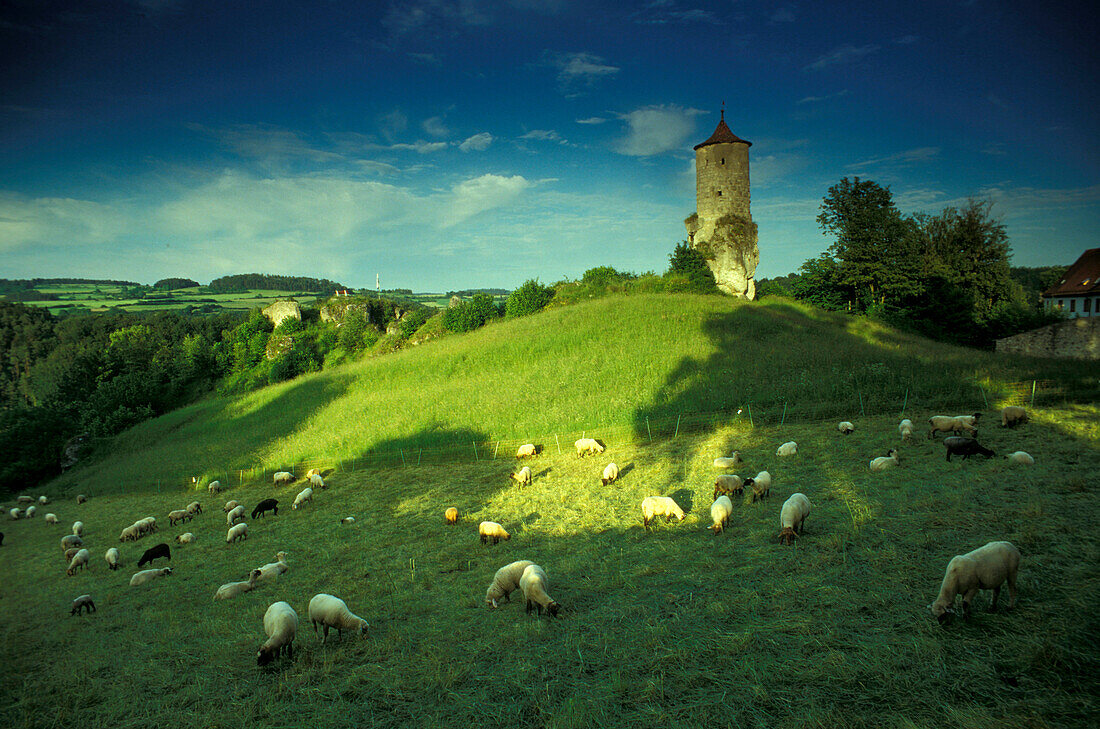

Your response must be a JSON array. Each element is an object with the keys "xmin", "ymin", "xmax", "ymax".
[
  {"xmin": 422, "ymin": 116, "xmax": 450, "ymax": 138},
  {"xmin": 458, "ymin": 132, "xmax": 493, "ymax": 152},
  {"xmin": 576, "ymin": 116, "xmax": 608, "ymax": 125},
  {"xmin": 0, "ymin": 193, "xmax": 124, "ymax": 251},
  {"xmin": 519, "ymin": 129, "xmax": 565, "ymax": 143},
  {"xmin": 796, "ymin": 89, "xmax": 849, "ymax": 105},
  {"xmin": 555, "ymin": 52, "xmax": 619, "ymax": 95},
  {"xmin": 442, "ymin": 174, "xmax": 531, "ymax": 227},
  {"xmin": 387, "ymin": 141, "xmax": 450, "ymax": 154},
  {"xmin": 804, "ymin": 44, "xmax": 881, "ymax": 71},
  {"xmin": 847, "ymin": 147, "xmax": 940, "ymax": 169},
  {"xmin": 614, "ymin": 104, "xmax": 704, "ymax": 157}
]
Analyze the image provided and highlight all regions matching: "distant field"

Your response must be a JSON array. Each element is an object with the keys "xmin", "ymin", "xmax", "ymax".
[{"xmin": 17, "ymin": 283, "xmax": 326, "ymax": 314}]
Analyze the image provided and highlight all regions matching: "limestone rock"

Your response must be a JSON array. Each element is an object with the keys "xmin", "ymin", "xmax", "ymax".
[
  {"xmin": 262, "ymin": 300, "xmax": 301, "ymax": 328},
  {"xmin": 60, "ymin": 433, "xmax": 90, "ymax": 470}
]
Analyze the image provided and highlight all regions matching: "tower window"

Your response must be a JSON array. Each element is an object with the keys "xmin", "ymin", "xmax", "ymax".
[
  {"xmin": 716, "ymin": 190, "xmax": 722, "ymax": 196},
  {"xmin": 721, "ymin": 158, "xmax": 725, "ymax": 165}
]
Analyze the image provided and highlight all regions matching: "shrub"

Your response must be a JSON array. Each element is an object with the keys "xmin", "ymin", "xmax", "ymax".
[
  {"xmin": 443, "ymin": 294, "xmax": 498, "ymax": 333},
  {"xmin": 505, "ymin": 279, "xmax": 555, "ymax": 318},
  {"xmin": 398, "ymin": 308, "xmax": 434, "ymax": 339},
  {"xmin": 666, "ymin": 241, "xmax": 717, "ymax": 294}
]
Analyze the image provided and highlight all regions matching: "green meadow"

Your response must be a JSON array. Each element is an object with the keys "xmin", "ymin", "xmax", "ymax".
[{"xmin": 1, "ymin": 294, "xmax": 1097, "ymax": 728}]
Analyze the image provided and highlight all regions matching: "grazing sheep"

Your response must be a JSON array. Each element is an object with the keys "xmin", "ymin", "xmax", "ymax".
[
  {"xmin": 929, "ymin": 541, "xmax": 1021, "ymax": 623},
  {"xmin": 254, "ymin": 552, "xmax": 289, "ymax": 583},
  {"xmin": 928, "ymin": 415, "xmax": 979, "ymax": 439},
  {"xmin": 138, "ymin": 543, "xmax": 171, "ymax": 567},
  {"xmin": 713, "ymin": 474, "xmax": 744, "ymax": 501},
  {"xmin": 7, "ymin": 508, "xmax": 21, "ymax": 520},
  {"xmin": 38, "ymin": 495, "xmax": 49, "ymax": 505},
  {"xmin": 944, "ymin": 437, "xmax": 995, "ymax": 462},
  {"xmin": 479, "ymin": 521, "xmax": 511, "ymax": 544},
  {"xmin": 838, "ymin": 421, "xmax": 855, "ymax": 435},
  {"xmin": 869, "ymin": 449, "xmax": 900, "ymax": 471},
  {"xmin": 776, "ymin": 441, "xmax": 798, "ymax": 457},
  {"xmin": 76, "ymin": 494, "xmax": 87, "ymax": 504},
  {"xmin": 641, "ymin": 496, "xmax": 685, "ymax": 531},
  {"xmin": 519, "ymin": 564, "xmax": 560, "ymax": 618},
  {"xmin": 168, "ymin": 509, "xmax": 191, "ymax": 526},
  {"xmin": 305, "ymin": 468, "xmax": 321, "ymax": 479},
  {"xmin": 105, "ymin": 547, "xmax": 120, "ymax": 570},
  {"xmin": 64, "ymin": 547, "xmax": 80, "ymax": 563},
  {"xmin": 16, "ymin": 495, "xmax": 33, "ymax": 505},
  {"xmin": 292, "ymin": 488, "xmax": 313, "ymax": 510},
  {"xmin": 118, "ymin": 524, "xmax": 140, "ymax": 542},
  {"xmin": 45, "ymin": 513, "xmax": 58, "ymax": 524},
  {"xmin": 308, "ymin": 593, "xmax": 369, "ymax": 642},
  {"xmin": 744, "ymin": 471, "xmax": 772, "ymax": 503},
  {"xmin": 214, "ymin": 569, "xmax": 262, "ymax": 600},
  {"xmin": 257, "ymin": 601, "xmax": 298, "ymax": 666},
  {"xmin": 713, "ymin": 452, "xmax": 743, "ymax": 469},
  {"xmin": 1001, "ymin": 406, "xmax": 1029, "ymax": 428},
  {"xmin": 778, "ymin": 493, "xmax": 812, "ymax": 546},
  {"xmin": 516, "ymin": 443, "xmax": 537, "ymax": 459},
  {"xmin": 226, "ymin": 505, "xmax": 247, "ymax": 525},
  {"xmin": 70, "ymin": 594, "xmax": 95, "ymax": 616},
  {"xmin": 485, "ymin": 560, "xmax": 535, "ymax": 608},
  {"xmin": 601, "ymin": 462, "xmax": 619, "ymax": 486},
  {"xmin": 309, "ymin": 473, "xmax": 325, "ymax": 489},
  {"xmin": 176, "ymin": 532, "xmax": 196, "ymax": 544},
  {"xmin": 207, "ymin": 480, "xmax": 222, "ymax": 494},
  {"xmin": 445, "ymin": 507, "xmax": 459, "ymax": 525},
  {"xmin": 510, "ymin": 466, "xmax": 532, "ymax": 487},
  {"xmin": 66, "ymin": 548, "xmax": 90, "ymax": 576},
  {"xmin": 341, "ymin": 516, "xmax": 355, "ymax": 524},
  {"xmin": 136, "ymin": 517, "xmax": 157, "ymax": 535},
  {"xmin": 129, "ymin": 567, "xmax": 172, "ymax": 586},
  {"xmin": 574, "ymin": 438, "xmax": 605, "ymax": 457},
  {"xmin": 710, "ymin": 495, "xmax": 734, "ymax": 535},
  {"xmin": 899, "ymin": 419, "xmax": 914, "ymax": 442},
  {"xmin": 61, "ymin": 534, "xmax": 83, "ymax": 551},
  {"xmin": 223, "ymin": 500, "xmax": 239, "ymax": 513},
  {"xmin": 226, "ymin": 523, "xmax": 248, "ymax": 543},
  {"xmin": 251, "ymin": 498, "xmax": 279, "ymax": 519},
  {"xmin": 186, "ymin": 501, "xmax": 202, "ymax": 515},
  {"xmin": 273, "ymin": 472, "xmax": 293, "ymax": 486},
  {"xmin": 1006, "ymin": 451, "xmax": 1035, "ymax": 465},
  {"xmin": 24, "ymin": 506, "xmax": 36, "ymax": 519}
]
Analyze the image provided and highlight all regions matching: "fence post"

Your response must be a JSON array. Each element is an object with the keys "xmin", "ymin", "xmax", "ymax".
[
  {"xmin": 400, "ymin": 449, "xmax": 406, "ymax": 468},
  {"xmin": 674, "ymin": 414, "xmax": 681, "ymax": 438},
  {"xmin": 746, "ymin": 403, "xmax": 754, "ymax": 428},
  {"xmin": 473, "ymin": 441, "xmax": 479, "ymax": 462},
  {"xmin": 646, "ymin": 417, "xmax": 652, "ymax": 442},
  {"xmin": 979, "ymin": 386, "xmax": 989, "ymax": 410},
  {"xmin": 780, "ymin": 400, "xmax": 788, "ymax": 426},
  {"xmin": 858, "ymin": 391, "xmax": 865, "ymax": 417},
  {"xmin": 417, "ymin": 449, "xmax": 422, "ymax": 466},
  {"xmin": 493, "ymin": 441, "xmax": 499, "ymax": 459},
  {"xmin": 900, "ymin": 388, "xmax": 909, "ymax": 417},
  {"xmin": 1030, "ymin": 380, "xmax": 1037, "ymax": 407},
  {"xmin": 555, "ymin": 434, "xmax": 561, "ymax": 454}
]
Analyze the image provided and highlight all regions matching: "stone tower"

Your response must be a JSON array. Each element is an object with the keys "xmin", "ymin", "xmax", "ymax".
[{"xmin": 684, "ymin": 109, "xmax": 759, "ymax": 298}]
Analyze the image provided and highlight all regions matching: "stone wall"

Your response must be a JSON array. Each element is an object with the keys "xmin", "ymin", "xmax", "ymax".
[
  {"xmin": 696, "ymin": 142, "xmax": 750, "ymax": 220},
  {"xmin": 687, "ymin": 140, "xmax": 757, "ymax": 299},
  {"xmin": 995, "ymin": 317, "xmax": 1100, "ymax": 360}
]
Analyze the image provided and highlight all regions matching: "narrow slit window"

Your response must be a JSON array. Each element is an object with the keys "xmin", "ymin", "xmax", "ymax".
[{"xmin": 716, "ymin": 190, "xmax": 722, "ymax": 196}]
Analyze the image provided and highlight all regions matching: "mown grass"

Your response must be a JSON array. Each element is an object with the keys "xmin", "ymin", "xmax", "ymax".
[{"xmin": 1, "ymin": 408, "xmax": 1097, "ymax": 728}]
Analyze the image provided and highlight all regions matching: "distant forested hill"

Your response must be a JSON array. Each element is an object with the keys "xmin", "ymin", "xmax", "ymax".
[
  {"xmin": 207, "ymin": 274, "xmax": 348, "ymax": 293},
  {"xmin": 0, "ymin": 278, "xmax": 141, "ymax": 293}
]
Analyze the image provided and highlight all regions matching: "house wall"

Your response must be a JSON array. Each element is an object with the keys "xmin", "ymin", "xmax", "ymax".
[{"xmin": 1044, "ymin": 295, "xmax": 1099, "ymax": 318}]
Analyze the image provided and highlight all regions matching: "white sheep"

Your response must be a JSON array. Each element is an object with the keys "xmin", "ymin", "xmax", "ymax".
[
  {"xmin": 71, "ymin": 521, "xmax": 84, "ymax": 537},
  {"xmin": 1001, "ymin": 406, "xmax": 1029, "ymax": 428},
  {"xmin": 45, "ymin": 513, "xmax": 58, "ymax": 524},
  {"xmin": 254, "ymin": 551, "xmax": 289, "ymax": 583},
  {"xmin": 308, "ymin": 593, "xmax": 369, "ymax": 642},
  {"xmin": 779, "ymin": 493, "xmax": 812, "ymax": 545},
  {"xmin": 105, "ymin": 547, "xmax": 120, "ymax": 570},
  {"xmin": 519, "ymin": 564, "xmax": 560, "ymax": 617},
  {"xmin": 309, "ymin": 473, "xmax": 324, "ymax": 489},
  {"xmin": 292, "ymin": 488, "xmax": 313, "ymax": 510},
  {"xmin": 837, "ymin": 421, "xmax": 855, "ymax": 435},
  {"xmin": 64, "ymin": 547, "xmax": 80, "ymax": 563},
  {"xmin": 226, "ymin": 523, "xmax": 248, "ymax": 543},
  {"xmin": 273, "ymin": 471, "xmax": 293, "ymax": 486},
  {"xmin": 129, "ymin": 567, "xmax": 172, "ymax": 586},
  {"xmin": 510, "ymin": 466, "xmax": 532, "ymax": 487},
  {"xmin": 61, "ymin": 534, "xmax": 83, "ymax": 551},
  {"xmin": 479, "ymin": 521, "xmax": 511, "ymax": 544},
  {"xmin": 70, "ymin": 594, "xmax": 96, "ymax": 615},
  {"xmin": 1006, "ymin": 451, "xmax": 1035, "ymax": 465},
  {"xmin": 445, "ymin": 507, "xmax": 459, "ymax": 525},
  {"xmin": 928, "ymin": 415, "xmax": 978, "ymax": 439},
  {"xmin": 176, "ymin": 532, "xmax": 196, "ymax": 544},
  {"xmin": 16, "ymin": 495, "xmax": 33, "ymax": 505},
  {"xmin": 38, "ymin": 495, "xmax": 49, "ymax": 505},
  {"xmin": 745, "ymin": 471, "xmax": 772, "ymax": 503},
  {"xmin": 186, "ymin": 501, "xmax": 202, "ymax": 515},
  {"xmin": 710, "ymin": 495, "xmax": 733, "ymax": 535},
  {"xmin": 66, "ymin": 548, "xmax": 90, "ymax": 576},
  {"xmin": 929, "ymin": 541, "xmax": 1021, "ymax": 623},
  {"xmin": 601, "ymin": 462, "xmax": 619, "ymax": 486},
  {"xmin": 76, "ymin": 494, "xmax": 87, "ymax": 504},
  {"xmin": 226, "ymin": 505, "xmax": 246, "ymax": 525},
  {"xmin": 641, "ymin": 496, "xmax": 685, "ymax": 531},
  {"xmin": 869, "ymin": 449, "xmax": 900, "ymax": 471},
  {"xmin": 214, "ymin": 569, "xmax": 262, "ymax": 600},
  {"xmin": 574, "ymin": 438, "xmax": 605, "ymax": 457},
  {"xmin": 713, "ymin": 452, "xmax": 742, "ymax": 469},
  {"xmin": 516, "ymin": 443, "xmax": 537, "ymax": 459},
  {"xmin": 485, "ymin": 560, "xmax": 535, "ymax": 608},
  {"xmin": 341, "ymin": 516, "xmax": 355, "ymax": 524},
  {"xmin": 207, "ymin": 480, "xmax": 222, "ymax": 494},
  {"xmin": 8, "ymin": 508, "xmax": 21, "ymax": 520},
  {"xmin": 136, "ymin": 516, "xmax": 157, "ymax": 534},
  {"xmin": 223, "ymin": 500, "xmax": 239, "ymax": 513},
  {"xmin": 168, "ymin": 509, "xmax": 191, "ymax": 526},
  {"xmin": 776, "ymin": 441, "xmax": 798, "ymax": 457},
  {"xmin": 118, "ymin": 524, "xmax": 140, "ymax": 542},
  {"xmin": 25, "ymin": 506, "xmax": 36, "ymax": 518},
  {"xmin": 898, "ymin": 419, "xmax": 914, "ymax": 442},
  {"xmin": 257, "ymin": 601, "xmax": 298, "ymax": 666},
  {"xmin": 713, "ymin": 474, "xmax": 743, "ymax": 501},
  {"xmin": 305, "ymin": 467, "xmax": 322, "ymax": 479}
]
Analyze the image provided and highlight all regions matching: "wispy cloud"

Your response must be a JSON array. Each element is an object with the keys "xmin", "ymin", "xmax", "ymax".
[
  {"xmin": 519, "ymin": 129, "xmax": 566, "ymax": 144},
  {"xmin": 614, "ymin": 104, "xmax": 704, "ymax": 157},
  {"xmin": 631, "ymin": 1, "xmax": 720, "ymax": 25},
  {"xmin": 804, "ymin": 44, "xmax": 880, "ymax": 71},
  {"xmin": 422, "ymin": 116, "xmax": 450, "ymax": 138},
  {"xmin": 576, "ymin": 116, "xmax": 609, "ymax": 125},
  {"xmin": 796, "ymin": 89, "xmax": 849, "ymax": 105},
  {"xmin": 458, "ymin": 132, "xmax": 493, "ymax": 152},
  {"xmin": 381, "ymin": 0, "xmax": 492, "ymax": 38},
  {"xmin": 555, "ymin": 52, "xmax": 619, "ymax": 95},
  {"xmin": 848, "ymin": 146, "xmax": 940, "ymax": 169},
  {"xmin": 442, "ymin": 173, "xmax": 531, "ymax": 227}
]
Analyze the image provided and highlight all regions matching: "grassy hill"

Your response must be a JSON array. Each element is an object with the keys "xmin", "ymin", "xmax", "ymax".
[{"xmin": 1, "ymin": 294, "xmax": 1098, "ymax": 728}]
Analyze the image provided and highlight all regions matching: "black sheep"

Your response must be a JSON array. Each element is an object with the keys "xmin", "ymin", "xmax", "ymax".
[
  {"xmin": 252, "ymin": 498, "xmax": 279, "ymax": 519},
  {"xmin": 138, "ymin": 542, "xmax": 171, "ymax": 567},
  {"xmin": 944, "ymin": 436, "xmax": 996, "ymax": 462}
]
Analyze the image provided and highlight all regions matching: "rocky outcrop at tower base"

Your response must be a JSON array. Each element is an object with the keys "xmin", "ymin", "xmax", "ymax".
[
  {"xmin": 686, "ymin": 213, "xmax": 759, "ymax": 299},
  {"xmin": 262, "ymin": 300, "xmax": 302, "ymax": 328}
]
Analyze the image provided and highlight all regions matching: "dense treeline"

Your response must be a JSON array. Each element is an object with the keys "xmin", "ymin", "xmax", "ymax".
[
  {"xmin": 0, "ymin": 278, "xmax": 141, "ymax": 294},
  {"xmin": 207, "ymin": 274, "xmax": 348, "ymax": 293}
]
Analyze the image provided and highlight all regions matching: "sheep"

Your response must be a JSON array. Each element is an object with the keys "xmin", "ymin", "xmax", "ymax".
[
  {"xmin": 929, "ymin": 541, "xmax": 1021, "ymax": 623},
  {"xmin": 222, "ymin": 500, "xmax": 239, "ymax": 513},
  {"xmin": 574, "ymin": 438, "xmax": 605, "ymax": 457},
  {"xmin": 61, "ymin": 534, "xmax": 83, "ymax": 551},
  {"xmin": 254, "ymin": 552, "xmax": 289, "ymax": 583},
  {"xmin": 778, "ymin": 493, "xmax": 812, "ymax": 546},
  {"xmin": 8, "ymin": 508, "xmax": 21, "ymax": 520},
  {"xmin": 601, "ymin": 462, "xmax": 619, "ymax": 486},
  {"xmin": 1001, "ymin": 406, "xmax": 1029, "ymax": 428},
  {"xmin": 710, "ymin": 495, "xmax": 733, "ymax": 535},
  {"xmin": 71, "ymin": 520, "xmax": 84, "ymax": 537},
  {"xmin": 251, "ymin": 498, "xmax": 279, "ymax": 519},
  {"xmin": 137, "ymin": 543, "xmax": 171, "ymax": 567},
  {"xmin": 136, "ymin": 516, "xmax": 157, "ymax": 534},
  {"xmin": 105, "ymin": 547, "xmax": 121, "ymax": 570},
  {"xmin": 16, "ymin": 495, "xmax": 34, "ymax": 505},
  {"xmin": 776, "ymin": 441, "xmax": 798, "ymax": 457},
  {"xmin": 510, "ymin": 466, "xmax": 532, "ymax": 487},
  {"xmin": 485, "ymin": 560, "xmax": 535, "ymax": 608},
  {"xmin": 76, "ymin": 494, "xmax": 87, "ymax": 504},
  {"xmin": 944, "ymin": 437, "xmax": 996, "ymax": 462},
  {"xmin": 45, "ymin": 513, "xmax": 58, "ymax": 524},
  {"xmin": 479, "ymin": 521, "xmax": 511, "ymax": 545},
  {"xmin": 341, "ymin": 516, "xmax": 355, "ymax": 524},
  {"xmin": 168, "ymin": 509, "xmax": 192, "ymax": 526},
  {"xmin": 292, "ymin": 488, "xmax": 313, "ymax": 510},
  {"xmin": 713, "ymin": 452, "xmax": 743, "ymax": 469},
  {"xmin": 1006, "ymin": 451, "xmax": 1035, "ymax": 466},
  {"xmin": 309, "ymin": 473, "xmax": 325, "ymax": 489},
  {"xmin": 207, "ymin": 480, "xmax": 222, "ymax": 494},
  {"xmin": 38, "ymin": 495, "xmax": 49, "ymax": 505},
  {"xmin": 64, "ymin": 547, "xmax": 80, "ymax": 563},
  {"xmin": 226, "ymin": 505, "xmax": 247, "ymax": 525},
  {"xmin": 928, "ymin": 415, "xmax": 979, "ymax": 439},
  {"xmin": 744, "ymin": 471, "xmax": 772, "ymax": 503},
  {"xmin": 214, "ymin": 569, "xmax": 262, "ymax": 600},
  {"xmin": 25, "ymin": 506, "xmax": 36, "ymax": 518},
  {"xmin": 516, "ymin": 443, "xmax": 537, "ymax": 459},
  {"xmin": 129, "ymin": 567, "xmax": 172, "ymax": 586},
  {"xmin": 445, "ymin": 507, "xmax": 459, "ymax": 525},
  {"xmin": 66, "ymin": 548, "xmax": 90, "ymax": 576},
  {"xmin": 70, "ymin": 594, "xmax": 96, "ymax": 616},
  {"xmin": 837, "ymin": 421, "xmax": 855, "ymax": 435},
  {"xmin": 713, "ymin": 474, "xmax": 744, "ymax": 501},
  {"xmin": 898, "ymin": 419, "xmax": 914, "ymax": 442},
  {"xmin": 305, "ymin": 468, "xmax": 322, "ymax": 479},
  {"xmin": 641, "ymin": 496, "xmax": 685, "ymax": 531},
  {"xmin": 176, "ymin": 532, "xmax": 196, "ymax": 544},
  {"xmin": 257, "ymin": 601, "xmax": 298, "ymax": 666},
  {"xmin": 118, "ymin": 524, "xmax": 140, "ymax": 542},
  {"xmin": 519, "ymin": 564, "xmax": 560, "ymax": 617},
  {"xmin": 273, "ymin": 472, "xmax": 294, "ymax": 486},
  {"xmin": 869, "ymin": 449, "xmax": 900, "ymax": 471},
  {"xmin": 308, "ymin": 593, "xmax": 369, "ymax": 643},
  {"xmin": 226, "ymin": 523, "xmax": 248, "ymax": 543},
  {"xmin": 186, "ymin": 501, "xmax": 202, "ymax": 515}
]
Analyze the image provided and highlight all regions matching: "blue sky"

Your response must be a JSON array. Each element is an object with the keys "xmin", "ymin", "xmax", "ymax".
[{"xmin": 1, "ymin": 0, "xmax": 1097, "ymax": 291}]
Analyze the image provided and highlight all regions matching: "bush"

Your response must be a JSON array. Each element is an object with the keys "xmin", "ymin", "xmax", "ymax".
[
  {"xmin": 398, "ymin": 308, "xmax": 434, "ymax": 339},
  {"xmin": 443, "ymin": 294, "xmax": 498, "ymax": 333},
  {"xmin": 666, "ymin": 241, "xmax": 717, "ymax": 294},
  {"xmin": 505, "ymin": 279, "xmax": 555, "ymax": 318}
]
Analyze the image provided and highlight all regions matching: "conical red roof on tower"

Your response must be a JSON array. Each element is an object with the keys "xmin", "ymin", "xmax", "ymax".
[{"xmin": 694, "ymin": 109, "xmax": 751, "ymax": 150}]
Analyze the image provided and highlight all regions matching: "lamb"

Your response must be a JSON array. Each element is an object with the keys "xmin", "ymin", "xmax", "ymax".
[
  {"xmin": 214, "ymin": 569, "xmax": 262, "ymax": 600},
  {"xmin": 778, "ymin": 493, "xmax": 812, "ymax": 546},
  {"xmin": 207, "ymin": 480, "xmax": 222, "ymax": 494},
  {"xmin": 66, "ymin": 548, "xmax": 90, "ymax": 576},
  {"xmin": 641, "ymin": 496, "xmax": 685, "ymax": 531},
  {"xmin": 309, "ymin": 473, "xmax": 324, "ymax": 489},
  {"xmin": 484, "ymin": 560, "xmax": 535, "ymax": 608},
  {"xmin": 129, "ymin": 567, "xmax": 172, "ymax": 586},
  {"xmin": 137, "ymin": 543, "xmax": 171, "ymax": 567},
  {"xmin": 1001, "ymin": 406, "xmax": 1029, "ymax": 428},
  {"xmin": 574, "ymin": 438, "xmax": 605, "ymax": 457},
  {"xmin": 929, "ymin": 541, "xmax": 1021, "ymax": 623},
  {"xmin": 61, "ymin": 534, "xmax": 83, "ymax": 551},
  {"xmin": 308, "ymin": 593, "xmax": 369, "ymax": 642},
  {"xmin": 76, "ymin": 494, "xmax": 87, "ymax": 504},
  {"xmin": 25, "ymin": 506, "xmax": 36, "ymax": 518},
  {"xmin": 713, "ymin": 452, "xmax": 742, "ymax": 469},
  {"xmin": 601, "ymin": 462, "xmax": 619, "ymax": 486},
  {"xmin": 105, "ymin": 547, "xmax": 121, "ymax": 570},
  {"xmin": 45, "ymin": 513, "xmax": 58, "ymax": 524},
  {"xmin": 176, "ymin": 532, "xmax": 196, "ymax": 544},
  {"xmin": 944, "ymin": 437, "xmax": 995, "ymax": 462},
  {"xmin": 226, "ymin": 505, "xmax": 247, "ymax": 525},
  {"xmin": 510, "ymin": 466, "xmax": 532, "ymax": 487},
  {"xmin": 71, "ymin": 521, "xmax": 84, "ymax": 537},
  {"xmin": 254, "ymin": 551, "xmax": 289, "ymax": 583},
  {"xmin": 257, "ymin": 601, "xmax": 298, "ymax": 666},
  {"xmin": 251, "ymin": 498, "xmax": 279, "ymax": 519},
  {"xmin": 710, "ymin": 495, "xmax": 733, "ymax": 535},
  {"xmin": 744, "ymin": 471, "xmax": 772, "ymax": 503},
  {"xmin": 516, "ymin": 443, "xmax": 537, "ymax": 459},
  {"xmin": 273, "ymin": 472, "xmax": 293, "ymax": 486},
  {"xmin": 928, "ymin": 415, "xmax": 979, "ymax": 439},
  {"xmin": 519, "ymin": 564, "xmax": 560, "ymax": 617},
  {"xmin": 1006, "ymin": 451, "xmax": 1035, "ymax": 466},
  {"xmin": 70, "ymin": 594, "xmax": 96, "ymax": 616},
  {"xmin": 186, "ymin": 501, "xmax": 202, "ymax": 515},
  {"xmin": 479, "ymin": 521, "xmax": 511, "ymax": 544},
  {"xmin": 292, "ymin": 488, "xmax": 313, "ymax": 510},
  {"xmin": 776, "ymin": 441, "xmax": 798, "ymax": 457},
  {"xmin": 226, "ymin": 523, "xmax": 248, "ymax": 543},
  {"xmin": 713, "ymin": 474, "xmax": 743, "ymax": 501},
  {"xmin": 869, "ymin": 449, "xmax": 900, "ymax": 471},
  {"xmin": 898, "ymin": 419, "xmax": 914, "ymax": 442},
  {"xmin": 168, "ymin": 509, "xmax": 192, "ymax": 526},
  {"xmin": 445, "ymin": 507, "xmax": 459, "ymax": 525},
  {"xmin": 223, "ymin": 500, "xmax": 239, "ymax": 513},
  {"xmin": 838, "ymin": 421, "xmax": 855, "ymax": 435}
]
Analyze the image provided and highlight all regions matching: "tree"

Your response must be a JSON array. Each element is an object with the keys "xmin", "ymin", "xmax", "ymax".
[
  {"xmin": 918, "ymin": 199, "xmax": 1012, "ymax": 313},
  {"xmin": 442, "ymin": 294, "xmax": 498, "ymax": 333},
  {"xmin": 791, "ymin": 255, "xmax": 850, "ymax": 310},
  {"xmin": 505, "ymin": 279, "xmax": 555, "ymax": 318},
  {"xmin": 667, "ymin": 241, "xmax": 718, "ymax": 293}
]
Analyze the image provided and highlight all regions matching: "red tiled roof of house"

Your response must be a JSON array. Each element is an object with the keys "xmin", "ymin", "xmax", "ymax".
[
  {"xmin": 694, "ymin": 112, "xmax": 751, "ymax": 150},
  {"xmin": 1042, "ymin": 248, "xmax": 1100, "ymax": 297}
]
